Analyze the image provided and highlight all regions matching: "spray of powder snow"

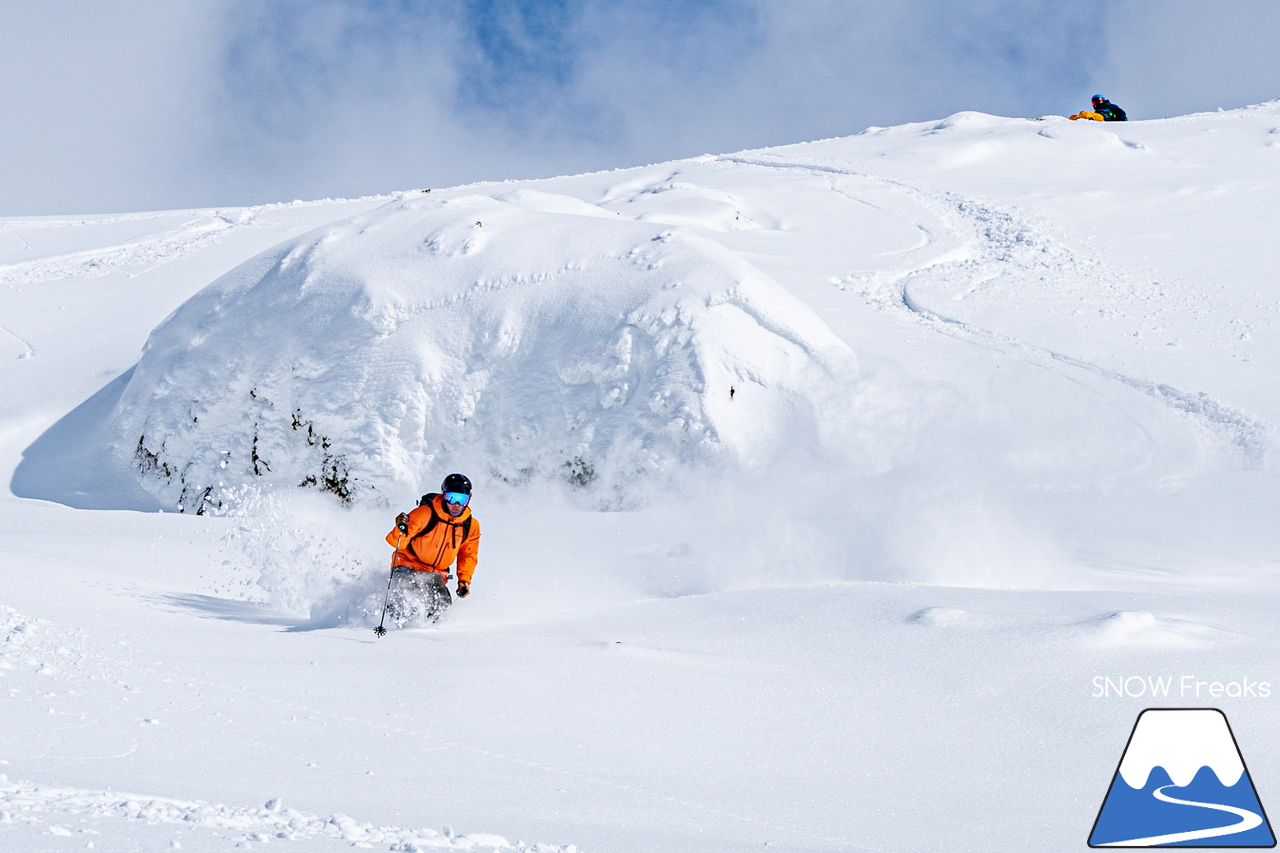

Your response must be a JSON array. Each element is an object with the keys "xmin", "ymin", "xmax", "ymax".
[
  {"xmin": 213, "ymin": 486, "xmax": 392, "ymax": 624},
  {"xmin": 208, "ymin": 471, "xmax": 1071, "ymax": 635},
  {"xmin": 204, "ymin": 352, "xmax": 1082, "ymax": 628}
]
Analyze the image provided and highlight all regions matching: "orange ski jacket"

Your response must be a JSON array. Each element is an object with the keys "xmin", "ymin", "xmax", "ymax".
[{"xmin": 385, "ymin": 495, "xmax": 480, "ymax": 584}]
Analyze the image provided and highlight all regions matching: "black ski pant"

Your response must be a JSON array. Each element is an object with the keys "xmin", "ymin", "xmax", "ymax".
[{"xmin": 387, "ymin": 567, "xmax": 452, "ymax": 623}]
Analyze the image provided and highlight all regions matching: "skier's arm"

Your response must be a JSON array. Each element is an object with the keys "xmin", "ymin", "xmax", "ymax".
[
  {"xmin": 455, "ymin": 518, "xmax": 481, "ymax": 584},
  {"xmin": 385, "ymin": 507, "xmax": 429, "ymax": 547}
]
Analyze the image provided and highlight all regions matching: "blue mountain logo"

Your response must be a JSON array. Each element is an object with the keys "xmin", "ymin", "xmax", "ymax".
[{"xmin": 1090, "ymin": 708, "xmax": 1275, "ymax": 847}]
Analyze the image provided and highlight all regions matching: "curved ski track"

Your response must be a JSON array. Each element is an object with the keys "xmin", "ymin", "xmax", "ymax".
[{"xmin": 720, "ymin": 153, "xmax": 1272, "ymax": 467}]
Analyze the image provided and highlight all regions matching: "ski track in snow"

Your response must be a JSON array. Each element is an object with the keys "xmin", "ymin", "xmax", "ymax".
[
  {"xmin": 0, "ymin": 777, "xmax": 542, "ymax": 851},
  {"xmin": 0, "ymin": 222, "xmax": 32, "ymax": 251},
  {"xmin": 0, "ymin": 321, "xmax": 34, "ymax": 359},
  {"xmin": 896, "ymin": 274, "xmax": 1269, "ymax": 467},
  {"xmin": 4, "ymin": 598, "xmax": 871, "ymax": 853},
  {"xmin": 0, "ymin": 196, "xmax": 394, "ymax": 288},
  {"xmin": 721, "ymin": 153, "xmax": 1272, "ymax": 466},
  {"xmin": 0, "ymin": 604, "xmax": 575, "ymax": 852},
  {"xmin": 0, "ymin": 211, "xmax": 259, "ymax": 287}
]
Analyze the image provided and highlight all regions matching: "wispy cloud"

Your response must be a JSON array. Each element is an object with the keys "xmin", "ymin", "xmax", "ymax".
[{"xmin": 0, "ymin": 1, "xmax": 1276, "ymax": 215}]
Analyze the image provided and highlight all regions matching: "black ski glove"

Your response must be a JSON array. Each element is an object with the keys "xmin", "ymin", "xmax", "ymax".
[
  {"xmin": 395, "ymin": 512, "xmax": 409, "ymax": 533},
  {"xmin": 456, "ymin": 581, "xmax": 470, "ymax": 598}
]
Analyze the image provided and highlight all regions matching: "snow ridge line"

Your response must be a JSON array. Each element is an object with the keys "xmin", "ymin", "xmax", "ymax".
[
  {"xmin": 0, "ymin": 193, "xmax": 399, "ymax": 232},
  {"xmin": 0, "ymin": 777, "xmax": 565, "ymax": 852},
  {"xmin": 0, "ymin": 210, "xmax": 260, "ymax": 287},
  {"xmin": 721, "ymin": 153, "xmax": 1271, "ymax": 465},
  {"xmin": 0, "ymin": 211, "xmax": 198, "ymax": 231}
]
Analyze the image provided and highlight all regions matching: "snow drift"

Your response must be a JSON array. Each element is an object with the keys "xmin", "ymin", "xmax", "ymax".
[{"xmin": 104, "ymin": 190, "xmax": 858, "ymax": 511}]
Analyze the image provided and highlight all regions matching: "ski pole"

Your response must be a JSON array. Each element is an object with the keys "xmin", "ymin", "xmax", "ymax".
[{"xmin": 374, "ymin": 526, "xmax": 407, "ymax": 637}]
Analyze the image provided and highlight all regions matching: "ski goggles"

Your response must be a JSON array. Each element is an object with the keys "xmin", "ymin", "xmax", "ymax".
[{"xmin": 443, "ymin": 491, "xmax": 471, "ymax": 507}]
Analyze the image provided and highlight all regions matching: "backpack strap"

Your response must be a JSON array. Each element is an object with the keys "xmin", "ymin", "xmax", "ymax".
[
  {"xmin": 410, "ymin": 497, "xmax": 441, "ymax": 544},
  {"xmin": 445, "ymin": 516, "xmax": 473, "ymax": 555},
  {"xmin": 409, "ymin": 494, "xmax": 473, "ymax": 548},
  {"xmin": 443, "ymin": 516, "xmax": 473, "ymax": 545}
]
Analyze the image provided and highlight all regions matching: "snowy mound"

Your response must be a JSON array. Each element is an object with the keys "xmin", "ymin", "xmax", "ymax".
[
  {"xmin": 1081, "ymin": 610, "xmax": 1220, "ymax": 648},
  {"xmin": 104, "ymin": 191, "xmax": 857, "ymax": 510}
]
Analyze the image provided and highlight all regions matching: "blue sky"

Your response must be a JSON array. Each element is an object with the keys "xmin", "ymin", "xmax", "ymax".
[{"xmin": 1, "ymin": 0, "xmax": 1277, "ymax": 214}]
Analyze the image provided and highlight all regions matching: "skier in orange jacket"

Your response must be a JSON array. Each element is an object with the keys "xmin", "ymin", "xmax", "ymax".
[{"xmin": 384, "ymin": 473, "xmax": 480, "ymax": 622}]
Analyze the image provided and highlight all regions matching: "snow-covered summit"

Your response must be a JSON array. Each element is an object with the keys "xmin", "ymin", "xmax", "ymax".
[{"xmin": 1118, "ymin": 709, "xmax": 1246, "ymax": 789}]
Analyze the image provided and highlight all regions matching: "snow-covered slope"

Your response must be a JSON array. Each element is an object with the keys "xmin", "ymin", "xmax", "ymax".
[{"xmin": 4, "ymin": 101, "xmax": 1280, "ymax": 852}]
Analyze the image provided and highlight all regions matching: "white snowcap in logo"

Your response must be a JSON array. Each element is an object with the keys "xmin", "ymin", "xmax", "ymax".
[{"xmin": 1118, "ymin": 709, "xmax": 1245, "ymax": 789}]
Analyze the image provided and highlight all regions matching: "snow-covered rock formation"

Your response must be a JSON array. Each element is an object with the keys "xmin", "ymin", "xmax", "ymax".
[{"xmin": 107, "ymin": 190, "xmax": 857, "ymax": 511}]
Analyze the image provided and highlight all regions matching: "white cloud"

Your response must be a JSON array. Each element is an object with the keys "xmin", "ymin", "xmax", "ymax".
[
  {"xmin": 1100, "ymin": 0, "xmax": 1280, "ymax": 117},
  {"xmin": 0, "ymin": 0, "xmax": 1276, "ymax": 215},
  {"xmin": 0, "ymin": 1, "xmax": 226, "ymax": 214}
]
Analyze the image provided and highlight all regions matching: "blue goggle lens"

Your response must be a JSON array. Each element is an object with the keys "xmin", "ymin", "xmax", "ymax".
[{"xmin": 444, "ymin": 491, "xmax": 471, "ymax": 506}]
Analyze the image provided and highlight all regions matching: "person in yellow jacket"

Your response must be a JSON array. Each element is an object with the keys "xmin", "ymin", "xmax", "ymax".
[
  {"xmin": 384, "ymin": 473, "xmax": 480, "ymax": 623},
  {"xmin": 1071, "ymin": 94, "xmax": 1127, "ymax": 122}
]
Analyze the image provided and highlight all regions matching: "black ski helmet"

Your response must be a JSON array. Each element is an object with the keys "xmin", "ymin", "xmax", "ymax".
[{"xmin": 441, "ymin": 473, "xmax": 472, "ymax": 495}]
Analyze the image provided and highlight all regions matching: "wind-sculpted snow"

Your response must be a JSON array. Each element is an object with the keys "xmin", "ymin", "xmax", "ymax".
[
  {"xmin": 105, "ymin": 192, "xmax": 857, "ymax": 510},
  {"xmin": 0, "ymin": 777, "xmax": 563, "ymax": 851},
  {"xmin": 1078, "ymin": 610, "xmax": 1223, "ymax": 649}
]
